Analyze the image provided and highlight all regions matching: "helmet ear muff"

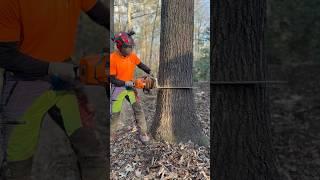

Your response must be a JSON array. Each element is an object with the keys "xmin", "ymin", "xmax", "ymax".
[
  {"xmin": 112, "ymin": 36, "xmax": 122, "ymax": 49},
  {"xmin": 113, "ymin": 31, "xmax": 135, "ymax": 50}
]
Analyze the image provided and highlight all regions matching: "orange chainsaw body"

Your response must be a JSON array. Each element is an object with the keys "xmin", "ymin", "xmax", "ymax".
[
  {"xmin": 134, "ymin": 78, "xmax": 146, "ymax": 89},
  {"xmin": 79, "ymin": 53, "xmax": 108, "ymax": 86},
  {"xmin": 134, "ymin": 76, "xmax": 156, "ymax": 90}
]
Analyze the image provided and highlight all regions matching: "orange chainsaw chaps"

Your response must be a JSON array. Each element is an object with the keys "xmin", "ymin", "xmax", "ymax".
[{"xmin": 79, "ymin": 53, "xmax": 108, "ymax": 86}]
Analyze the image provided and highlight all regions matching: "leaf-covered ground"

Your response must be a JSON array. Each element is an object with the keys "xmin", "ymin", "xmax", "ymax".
[
  {"xmin": 111, "ymin": 74, "xmax": 320, "ymax": 180},
  {"xmin": 270, "ymin": 76, "xmax": 320, "ymax": 179},
  {"xmin": 110, "ymin": 83, "xmax": 210, "ymax": 179}
]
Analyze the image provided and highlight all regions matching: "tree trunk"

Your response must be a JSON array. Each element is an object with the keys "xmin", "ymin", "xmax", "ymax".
[
  {"xmin": 211, "ymin": 1, "xmax": 279, "ymax": 179},
  {"xmin": 141, "ymin": 0, "xmax": 148, "ymax": 65},
  {"xmin": 117, "ymin": 1, "xmax": 121, "ymax": 31},
  {"xmin": 197, "ymin": 20, "xmax": 202, "ymax": 60},
  {"xmin": 151, "ymin": 0, "xmax": 208, "ymax": 146},
  {"xmin": 149, "ymin": 1, "xmax": 159, "ymax": 71},
  {"xmin": 126, "ymin": 0, "xmax": 132, "ymax": 31}
]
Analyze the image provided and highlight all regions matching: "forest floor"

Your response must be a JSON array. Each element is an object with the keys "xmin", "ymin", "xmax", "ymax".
[
  {"xmin": 270, "ymin": 82, "xmax": 320, "ymax": 179},
  {"xmin": 110, "ymin": 79, "xmax": 320, "ymax": 180},
  {"xmin": 110, "ymin": 82, "xmax": 210, "ymax": 179}
]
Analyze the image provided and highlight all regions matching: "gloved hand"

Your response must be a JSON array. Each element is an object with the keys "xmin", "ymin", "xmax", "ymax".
[
  {"xmin": 48, "ymin": 62, "xmax": 77, "ymax": 82},
  {"xmin": 125, "ymin": 81, "xmax": 134, "ymax": 88},
  {"xmin": 145, "ymin": 76, "xmax": 155, "ymax": 90}
]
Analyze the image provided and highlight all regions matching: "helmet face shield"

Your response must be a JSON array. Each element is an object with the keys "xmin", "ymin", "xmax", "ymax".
[
  {"xmin": 120, "ymin": 46, "xmax": 133, "ymax": 56},
  {"xmin": 122, "ymin": 44, "xmax": 134, "ymax": 48}
]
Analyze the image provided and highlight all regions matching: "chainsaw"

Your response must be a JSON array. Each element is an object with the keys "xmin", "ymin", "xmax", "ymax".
[
  {"xmin": 78, "ymin": 51, "xmax": 158, "ymax": 93},
  {"xmin": 49, "ymin": 50, "xmax": 108, "ymax": 129},
  {"xmin": 78, "ymin": 50, "xmax": 108, "ymax": 86},
  {"xmin": 78, "ymin": 53, "xmax": 191, "ymax": 91},
  {"xmin": 133, "ymin": 75, "xmax": 157, "ymax": 93}
]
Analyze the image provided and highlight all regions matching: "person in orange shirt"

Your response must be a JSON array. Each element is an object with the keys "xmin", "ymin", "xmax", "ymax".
[
  {"xmin": 0, "ymin": 0, "xmax": 109, "ymax": 179},
  {"xmin": 110, "ymin": 31, "xmax": 151, "ymax": 144}
]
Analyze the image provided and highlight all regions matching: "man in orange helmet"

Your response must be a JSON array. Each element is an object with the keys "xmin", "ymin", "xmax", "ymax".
[
  {"xmin": 110, "ymin": 31, "xmax": 152, "ymax": 144},
  {"xmin": 0, "ymin": 0, "xmax": 109, "ymax": 179}
]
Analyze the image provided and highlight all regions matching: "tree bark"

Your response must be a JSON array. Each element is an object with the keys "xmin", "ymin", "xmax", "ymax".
[
  {"xmin": 211, "ymin": 0, "xmax": 279, "ymax": 179},
  {"xmin": 117, "ymin": 0, "xmax": 121, "ymax": 31},
  {"xmin": 149, "ymin": 1, "xmax": 159, "ymax": 71},
  {"xmin": 126, "ymin": 0, "xmax": 132, "ymax": 31},
  {"xmin": 151, "ymin": 0, "xmax": 208, "ymax": 146},
  {"xmin": 141, "ymin": 0, "xmax": 148, "ymax": 65}
]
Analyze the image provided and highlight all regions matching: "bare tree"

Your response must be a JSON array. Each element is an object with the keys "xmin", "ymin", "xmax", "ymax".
[
  {"xmin": 113, "ymin": 0, "xmax": 162, "ymax": 72},
  {"xmin": 151, "ymin": 0, "xmax": 208, "ymax": 146},
  {"xmin": 148, "ymin": 0, "xmax": 160, "ymax": 71},
  {"xmin": 126, "ymin": 0, "xmax": 132, "ymax": 31},
  {"xmin": 211, "ymin": 0, "xmax": 279, "ymax": 179}
]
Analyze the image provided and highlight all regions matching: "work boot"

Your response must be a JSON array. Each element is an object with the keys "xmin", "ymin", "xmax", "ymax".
[
  {"xmin": 132, "ymin": 102, "xmax": 150, "ymax": 144},
  {"xmin": 69, "ymin": 127, "xmax": 106, "ymax": 180},
  {"xmin": 6, "ymin": 157, "xmax": 33, "ymax": 180}
]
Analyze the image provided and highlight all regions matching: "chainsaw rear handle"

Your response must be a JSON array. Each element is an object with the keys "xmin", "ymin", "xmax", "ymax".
[{"xmin": 78, "ymin": 49, "xmax": 108, "ymax": 86}]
